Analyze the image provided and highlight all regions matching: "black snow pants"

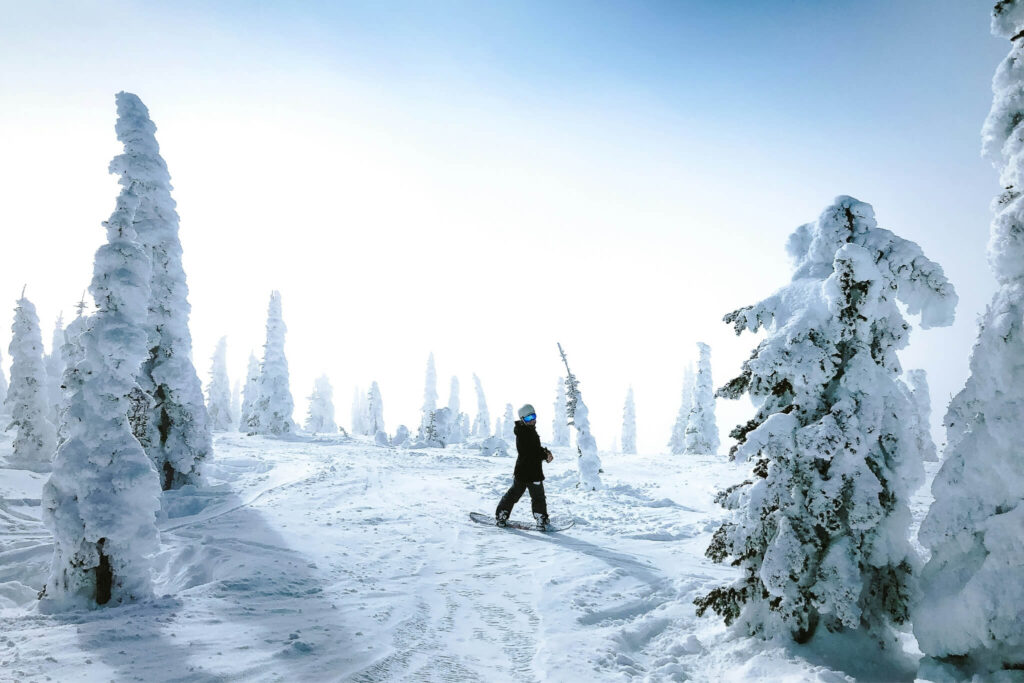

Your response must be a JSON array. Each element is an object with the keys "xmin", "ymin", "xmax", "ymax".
[{"xmin": 496, "ymin": 477, "xmax": 547, "ymax": 518}]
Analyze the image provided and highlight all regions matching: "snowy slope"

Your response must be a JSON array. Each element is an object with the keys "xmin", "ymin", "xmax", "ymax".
[{"xmin": 1, "ymin": 433, "xmax": 939, "ymax": 681}]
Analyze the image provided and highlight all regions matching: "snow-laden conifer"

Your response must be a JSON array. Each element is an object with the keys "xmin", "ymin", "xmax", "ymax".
[
  {"xmin": 552, "ymin": 378, "xmax": 570, "ymax": 447},
  {"xmin": 683, "ymin": 343, "xmax": 719, "ymax": 455},
  {"xmin": 668, "ymin": 364, "xmax": 695, "ymax": 455},
  {"xmin": 558, "ymin": 343, "xmax": 602, "ymax": 491},
  {"xmin": 621, "ymin": 387, "xmax": 637, "ymax": 454},
  {"xmin": 445, "ymin": 377, "xmax": 466, "ymax": 443},
  {"xmin": 0, "ymin": 349, "xmax": 8, "ymax": 413},
  {"xmin": 115, "ymin": 93, "xmax": 210, "ymax": 490},
  {"xmin": 471, "ymin": 373, "xmax": 490, "ymax": 438},
  {"xmin": 230, "ymin": 379, "xmax": 241, "ymax": 429},
  {"xmin": 43, "ymin": 314, "xmax": 65, "ymax": 426},
  {"xmin": 56, "ymin": 298, "xmax": 90, "ymax": 447},
  {"xmin": 6, "ymin": 296, "xmax": 57, "ymax": 472},
  {"xmin": 915, "ymin": 7, "xmax": 1024, "ymax": 673},
  {"xmin": 366, "ymin": 381, "xmax": 384, "ymax": 435},
  {"xmin": 493, "ymin": 416, "xmax": 503, "ymax": 441},
  {"xmin": 41, "ymin": 113, "xmax": 162, "ymax": 608},
  {"xmin": 695, "ymin": 196, "xmax": 956, "ymax": 645},
  {"xmin": 421, "ymin": 353, "xmax": 438, "ymax": 433},
  {"xmin": 501, "ymin": 404, "xmax": 515, "ymax": 441},
  {"xmin": 206, "ymin": 337, "xmax": 233, "ymax": 432},
  {"xmin": 350, "ymin": 386, "xmax": 365, "ymax": 435},
  {"xmin": 305, "ymin": 374, "xmax": 337, "ymax": 434},
  {"xmin": 238, "ymin": 352, "xmax": 259, "ymax": 432},
  {"xmin": 249, "ymin": 291, "xmax": 295, "ymax": 435},
  {"xmin": 904, "ymin": 370, "xmax": 937, "ymax": 463}
]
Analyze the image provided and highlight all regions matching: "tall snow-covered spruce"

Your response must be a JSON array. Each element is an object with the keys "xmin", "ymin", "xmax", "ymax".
[
  {"xmin": 249, "ymin": 291, "xmax": 295, "ymax": 435},
  {"xmin": 56, "ymin": 298, "xmax": 90, "ymax": 447},
  {"xmin": 238, "ymin": 352, "xmax": 259, "ymax": 432},
  {"xmin": 116, "ymin": 92, "xmax": 210, "ymax": 490},
  {"xmin": 668, "ymin": 364, "xmax": 695, "ymax": 455},
  {"xmin": 683, "ymin": 342, "xmax": 719, "ymax": 455},
  {"xmin": 6, "ymin": 296, "xmax": 58, "ymax": 472},
  {"xmin": 915, "ymin": 5, "xmax": 1024, "ymax": 674},
  {"xmin": 904, "ymin": 370, "xmax": 937, "ymax": 463},
  {"xmin": 44, "ymin": 314, "xmax": 66, "ymax": 427},
  {"xmin": 205, "ymin": 337, "xmax": 233, "ymax": 432},
  {"xmin": 41, "ymin": 93, "xmax": 161, "ymax": 608},
  {"xmin": 471, "ymin": 373, "xmax": 490, "ymax": 438},
  {"xmin": 621, "ymin": 386, "xmax": 637, "ymax": 454},
  {"xmin": 557, "ymin": 343, "xmax": 601, "ymax": 490},
  {"xmin": 420, "ymin": 352, "xmax": 438, "ymax": 434},
  {"xmin": 552, "ymin": 378, "xmax": 570, "ymax": 447},
  {"xmin": 366, "ymin": 381, "xmax": 384, "ymax": 435},
  {"xmin": 305, "ymin": 374, "xmax": 337, "ymax": 434},
  {"xmin": 694, "ymin": 196, "xmax": 956, "ymax": 645}
]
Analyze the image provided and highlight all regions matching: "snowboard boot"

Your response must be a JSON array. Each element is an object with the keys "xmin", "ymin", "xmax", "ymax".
[
  {"xmin": 534, "ymin": 512, "xmax": 550, "ymax": 531},
  {"xmin": 496, "ymin": 510, "xmax": 509, "ymax": 528}
]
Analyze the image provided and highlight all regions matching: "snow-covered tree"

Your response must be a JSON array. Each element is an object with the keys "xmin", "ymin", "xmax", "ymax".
[
  {"xmin": 558, "ymin": 343, "xmax": 602, "ymax": 491},
  {"xmin": 249, "ymin": 291, "xmax": 295, "ymax": 435},
  {"xmin": 350, "ymin": 386, "xmax": 365, "ymax": 436},
  {"xmin": 683, "ymin": 343, "xmax": 719, "ymax": 455},
  {"xmin": 6, "ymin": 296, "xmax": 58, "ymax": 472},
  {"xmin": 493, "ymin": 416, "xmax": 503, "ymax": 441},
  {"xmin": 695, "ymin": 196, "xmax": 956, "ymax": 646},
  {"xmin": 621, "ymin": 386, "xmax": 637, "ymax": 454},
  {"xmin": 445, "ymin": 377, "xmax": 467, "ymax": 443},
  {"xmin": 0, "ymin": 349, "xmax": 8, "ymax": 413},
  {"xmin": 41, "ymin": 110, "xmax": 162, "ymax": 608},
  {"xmin": 56, "ymin": 298, "xmax": 90, "ymax": 447},
  {"xmin": 421, "ymin": 352, "xmax": 438, "ymax": 433},
  {"xmin": 904, "ymin": 370, "xmax": 937, "ymax": 463},
  {"xmin": 205, "ymin": 337, "xmax": 233, "ymax": 432},
  {"xmin": 238, "ymin": 352, "xmax": 259, "ymax": 433},
  {"xmin": 366, "ymin": 381, "xmax": 384, "ymax": 435},
  {"xmin": 305, "ymin": 374, "xmax": 337, "ymax": 434},
  {"xmin": 115, "ymin": 93, "xmax": 210, "ymax": 490},
  {"xmin": 552, "ymin": 378, "xmax": 570, "ymax": 447},
  {"xmin": 43, "ymin": 314, "xmax": 65, "ymax": 426},
  {"xmin": 915, "ymin": 7, "xmax": 1024, "ymax": 674},
  {"xmin": 471, "ymin": 373, "xmax": 491, "ymax": 438},
  {"xmin": 501, "ymin": 404, "xmax": 515, "ymax": 441},
  {"xmin": 230, "ymin": 379, "xmax": 241, "ymax": 429},
  {"xmin": 668, "ymin": 364, "xmax": 695, "ymax": 455}
]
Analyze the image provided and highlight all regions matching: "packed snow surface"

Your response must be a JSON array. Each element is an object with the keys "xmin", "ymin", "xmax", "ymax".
[{"xmin": 1, "ymin": 433, "xmax": 938, "ymax": 681}]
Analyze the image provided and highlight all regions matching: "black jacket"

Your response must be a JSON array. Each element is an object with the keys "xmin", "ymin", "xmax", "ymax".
[{"xmin": 513, "ymin": 420, "xmax": 548, "ymax": 482}]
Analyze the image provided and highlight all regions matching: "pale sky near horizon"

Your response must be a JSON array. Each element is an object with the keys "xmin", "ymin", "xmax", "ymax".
[{"xmin": 0, "ymin": 1, "xmax": 1009, "ymax": 454}]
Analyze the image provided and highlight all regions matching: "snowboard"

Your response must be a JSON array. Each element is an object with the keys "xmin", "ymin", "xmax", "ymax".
[{"xmin": 469, "ymin": 511, "xmax": 575, "ymax": 532}]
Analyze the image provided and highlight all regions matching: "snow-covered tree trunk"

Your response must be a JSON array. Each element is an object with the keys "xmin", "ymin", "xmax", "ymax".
[
  {"xmin": 238, "ymin": 352, "xmax": 259, "ymax": 433},
  {"xmin": 114, "ymin": 92, "xmax": 210, "ymax": 490},
  {"xmin": 6, "ymin": 296, "xmax": 58, "ymax": 472},
  {"xmin": 471, "ymin": 373, "xmax": 490, "ymax": 438},
  {"xmin": 43, "ymin": 314, "xmax": 65, "ymax": 427},
  {"xmin": 668, "ymin": 364, "xmax": 695, "ymax": 455},
  {"xmin": 205, "ymin": 337, "xmax": 233, "ymax": 432},
  {"xmin": 41, "ymin": 100, "xmax": 162, "ymax": 609},
  {"xmin": 552, "ymin": 378, "xmax": 570, "ymax": 447},
  {"xmin": 249, "ymin": 291, "xmax": 295, "ymax": 435},
  {"xmin": 695, "ymin": 197, "xmax": 956, "ymax": 646},
  {"xmin": 305, "ymin": 374, "xmax": 337, "ymax": 434},
  {"xmin": 683, "ymin": 343, "xmax": 719, "ymax": 455},
  {"xmin": 915, "ymin": 6, "xmax": 1024, "ymax": 674},
  {"xmin": 366, "ymin": 381, "xmax": 384, "ymax": 435},
  {"xmin": 904, "ymin": 370, "xmax": 937, "ymax": 463},
  {"xmin": 621, "ymin": 386, "xmax": 637, "ymax": 454},
  {"xmin": 558, "ymin": 343, "xmax": 602, "ymax": 491}
]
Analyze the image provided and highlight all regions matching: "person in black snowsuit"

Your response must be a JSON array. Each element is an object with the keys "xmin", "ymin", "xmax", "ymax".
[{"xmin": 495, "ymin": 403, "xmax": 554, "ymax": 529}]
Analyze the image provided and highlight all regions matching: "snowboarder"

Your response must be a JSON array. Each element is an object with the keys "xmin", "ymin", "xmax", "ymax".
[{"xmin": 495, "ymin": 404, "xmax": 554, "ymax": 529}]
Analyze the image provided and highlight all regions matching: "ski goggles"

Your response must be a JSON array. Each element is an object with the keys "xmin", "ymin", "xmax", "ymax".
[{"xmin": 522, "ymin": 413, "xmax": 537, "ymax": 423}]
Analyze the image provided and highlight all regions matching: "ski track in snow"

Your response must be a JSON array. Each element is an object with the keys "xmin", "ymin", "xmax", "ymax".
[{"xmin": 0, "ymin": 434, "xmax": 941, "ymax": 681}]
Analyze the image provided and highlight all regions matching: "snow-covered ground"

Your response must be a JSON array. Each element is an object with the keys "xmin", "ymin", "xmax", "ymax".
[{"xmin": 1, "ymin": 432, "xmax": 940, "ymax": 681}]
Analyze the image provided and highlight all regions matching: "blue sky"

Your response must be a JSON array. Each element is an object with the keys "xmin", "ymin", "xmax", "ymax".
[{"xmin": 0, "ymin": 1, "xmax": 1008, "ymax": 450}]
